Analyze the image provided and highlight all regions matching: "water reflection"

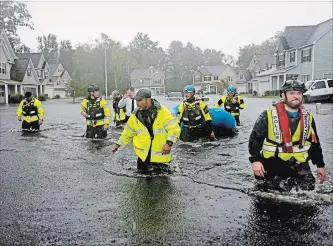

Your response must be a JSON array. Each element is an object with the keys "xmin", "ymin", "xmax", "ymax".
[
  {"xmin": 122, "ymin": 176, "xmax": 183, "ymax": 244},
  {"xmin": 243, "ymin": 196, "xmax": 323, "ymax": 246}
]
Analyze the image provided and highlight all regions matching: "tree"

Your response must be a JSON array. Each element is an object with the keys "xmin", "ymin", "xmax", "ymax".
[
  {"xmin": 59, "ymin": 40, "xmax": 74, "ymax": 73},
  {"xmin": 37, "ymin": 34, "xmax": 59, "ymax": 63},
  {"xmin": 0, "ymin": 1, "xmax": 33, "ymax": 50}
]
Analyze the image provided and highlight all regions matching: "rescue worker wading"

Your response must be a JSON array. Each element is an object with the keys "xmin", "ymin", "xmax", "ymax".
[
  {"xmin": 249, "ymin": 79, "xmax": 326, "ymax": 191},
  {"xmin": 177, "ymin": 85, "xmax": 215, "ymax": 142},
  {"xmin": 80, "ymin": 85, "xmax": 111, "ymax": 139},
  {"xmin": 215, "ymin": 85, "xmax": 245, "ymax": 126},
  {"xmin": 118, "ymin": 87, "xmax": 137, "ymax": 123},
  {"xmin": 17, "ymin": 91, "xmax": 44, "ymax": 131},
  {"xmin": 111, "ymin": 90, "xmax": 126, "ymax": 127},
  {"xmin": 112, "ymin": 89, "xmax": 181, "ymax": 171}
]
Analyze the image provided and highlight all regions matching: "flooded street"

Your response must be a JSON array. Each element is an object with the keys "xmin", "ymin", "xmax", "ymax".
[{"xmin": 1, "ymin": 96, "xmax": 332, "ymax": 245}]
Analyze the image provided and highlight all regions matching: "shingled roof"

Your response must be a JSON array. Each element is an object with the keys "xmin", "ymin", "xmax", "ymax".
[
  {"xmin": 10, "ymin": 58, "xmax": 30, "ymax": 82},
  {"xmin": 16, "ymin": 53, "xmax": 42, "ymax": 68},
  {"xmin": 279, "ymin": 18, "xmax": 333, "ymax": 49}
]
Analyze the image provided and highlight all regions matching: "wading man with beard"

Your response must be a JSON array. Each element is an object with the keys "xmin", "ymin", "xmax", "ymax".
[
  {"xmin": 248, "ymin": 80, "xmax": 326, "ymax": 192},
  {"xmin": 111, "ymin": 89, "xmax": 181, "ymax": 172}
]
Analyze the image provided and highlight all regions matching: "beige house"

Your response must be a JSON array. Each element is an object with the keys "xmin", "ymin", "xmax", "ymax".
[
  {"xmin": 46, "ymin": 63, "xmax": 72, "ymax": 98},
  {"xmin": 0, "ymin": 30, "xmax": 39, "ymax": 104},
  {"xmin": 192, "ymin": 65, "xmax": 238, "ymax": 94},
  {"xmin": 130, "ymin": 66, "xmax": 165, "ymax": 95}
]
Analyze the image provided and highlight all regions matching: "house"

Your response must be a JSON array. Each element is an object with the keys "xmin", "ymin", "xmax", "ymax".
[
  {"xmin": 246, "ymin": 53, "xmax": 275, "ymax": 94},
  {"xmin": 253, "ymin": 18, "xmax": 333, "ymax": 95},
  {"xmin": 130, "ymin": 66, "xmax": 165, "ymax": 95},
  {"xmin": 236, "ymin": 69, "xmax": 253, "ymax": 93},
  {"xmin": 46, "ymin": 63, "xmax": 72, "ymax": 98},
  {"xmin": 0, "ymin": 30, "xmax": 39, "ymax": 104},
  {"xmin": 192, "ymin": 65, "xmax": 238, "ymax": 94},
  {"xmin": 16, "ymin": 52, "xmax": 50, "ymax": 96}
]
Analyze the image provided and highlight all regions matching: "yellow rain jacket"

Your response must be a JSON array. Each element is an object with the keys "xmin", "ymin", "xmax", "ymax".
[
  {"xmin": 116, "ymin": 100, "xmax": 181, "ymax": 163},
  {"xmin": 17, "ymin": 97, "xmax": 44, "ymax": 123},
  {"xmin": 177, "ymin": 98, "xmax": 212, "ymax": 126},
  {"xmin": 214, "ymin": 95, "xmax": 245, "ymax": 116},
  {"xmin": 80, "ymin": 97, "xmax": 111, "ymax": 127},
  {"xmin": 262, "ymin": 107, "xmax": 313, "ymax": 163}
]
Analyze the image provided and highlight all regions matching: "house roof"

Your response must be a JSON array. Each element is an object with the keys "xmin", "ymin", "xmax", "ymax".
[
  {"xmin": 16, "ymin": 53, "xmax": 42, "ymax": 68},
  {"xmin": 203, "ymin": 65, "xmax": 228, "ymax": 76},
  {"xmin": 130, "ymin": 67, "xmax": 165, "ymax": 80},
  {"xmin": 280, "ymin": 18, "xmax": 333, "ymax": 49},
  {"xmin": 49, "ymin": 63, "xmax": 60, "ymax": 76},
  {"xmin": 10, "ymin": 58, "xmax": 30, "ymax": 82},
  {"xmin": 256, "ymin": 54, "xmax": 275, "ymax": 68},
  {"xmin": 241, "ymin": 69, "xmax": 253, "ymax": 81}
]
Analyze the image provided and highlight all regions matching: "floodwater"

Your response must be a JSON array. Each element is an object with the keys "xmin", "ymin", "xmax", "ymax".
[{"xmin": 0, "ymin": 96, "xmax": 332, "ymax": 245}]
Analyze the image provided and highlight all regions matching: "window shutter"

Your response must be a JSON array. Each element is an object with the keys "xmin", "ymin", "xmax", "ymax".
[
  {"xmin": 301, "ymin": 50, "xmax": 304, "ymax": 63},
  {"xmin": 309, "ymin": 48, "xmax": 312, "ymax": 61}
]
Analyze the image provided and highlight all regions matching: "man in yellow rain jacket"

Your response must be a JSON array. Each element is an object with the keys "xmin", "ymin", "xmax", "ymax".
[
  {"xmin": 112, "ymin": 88, "xmax": 181, "ymax": 171},
  {"xmin": 112, "ymin": 90, "xmax": 126, "ymax": 128},
  {"xmin": 177, "ymin": 85, "xmax": 215, "ymax": 142},
  {"xmin": 80, "ymin": 85, "xmax": 111, "ymax": 139},
  {"xmin": 215, "ymin": 85, "xmax": 245, "ymax": 126},
  {"xmin": 17, "ymin": 91, "xmax": 44, "ymax": 131}
]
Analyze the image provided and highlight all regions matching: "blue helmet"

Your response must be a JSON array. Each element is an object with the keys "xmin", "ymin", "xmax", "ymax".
[
  {"xmin": 183, "ymin": 85, "xmax": 195, "ymax": 93},
  {"xmin": 227, "ymin": 85, "xmax": 237, "ymax": 93}
]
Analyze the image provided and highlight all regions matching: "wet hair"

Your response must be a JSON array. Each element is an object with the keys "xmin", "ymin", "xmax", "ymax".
[
  {"xmin": 25, "ymin": 91, "xmax": 32, "ymax": 98},
  {"xmin": 126, "ymin": 87, "xmax": 135, "ymax": 92}
]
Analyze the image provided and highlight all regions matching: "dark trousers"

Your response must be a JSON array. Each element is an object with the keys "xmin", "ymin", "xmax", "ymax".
[
  {"xmin": 137, "ymin": 150, "xmax": 169, "ymax": 172},
  {"xmin": 256, "ymin": 158, "xmax": 315, "ymax": 191},
  {"xmin": 234, "ymin": 115, "xmax": 241, "ymax": 126},
  {"xmin": 22, "ymin": 120, "xmax": 40, "ymax": 131},
  {"xmin": 86, "ymin": 125, "xmax": 107, "ymax": 139},
  {"xmin": 180, "ymin": 124, "xmax": 211, "ymax": 142}
]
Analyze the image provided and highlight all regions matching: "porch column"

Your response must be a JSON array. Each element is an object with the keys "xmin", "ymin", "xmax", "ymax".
[
  {"xmin": 5, "ymin": 84, "xmax": 9, "ymax": 104},
  {"xmin": 15, "ymin": 85, "xmax": 18, "ymax": 94},
  {"xmin": 284, "ymin": 74, "xmax": 286, "ymax": 84},
  {"xmin": 269, "ymin": 76, "xmax": 272, "ymax": 90},
  {"xmin": 36, "ymin": 86, "xmax": 39, "ymax": 98}
]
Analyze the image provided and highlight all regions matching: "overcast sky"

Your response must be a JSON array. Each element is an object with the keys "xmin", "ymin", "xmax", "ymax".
[{"xmin": 18, "ymin": 0, "xmax": 333, "ymax": 58}]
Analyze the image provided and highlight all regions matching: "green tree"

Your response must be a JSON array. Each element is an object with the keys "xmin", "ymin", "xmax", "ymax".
[
  {"xmin": 0, "ymin": 1, "xmax": 33, "ymax": 50},
  {"xmin": 59, "ymin": 40, "xmax": 74, "ymax": 73},
  {"xmin": 37, "ymin": 34, "xmax": 59, "ymax": 63}
]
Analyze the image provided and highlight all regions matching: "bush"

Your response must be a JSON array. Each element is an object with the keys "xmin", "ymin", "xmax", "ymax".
[
  {"xmin": 38, "ymin": 94, "xmax": 48, "ymax": 101},
  {"xmin": 253, "ymin": 90, "xmax": 258, "ymax": 96},
  {"xmin": 54, "ymin": 94, "xmax": 61, "ymax": 99},
  {"xmin": 9, "ymin": 93, "xmax": 23, "ymax": 103}
]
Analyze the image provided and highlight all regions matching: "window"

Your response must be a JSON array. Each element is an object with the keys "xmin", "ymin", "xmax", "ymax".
[
  {"xmin": 0, "ymin": 63, "xmax": 6, "ymax": 74},
  {"xmin": 240, "ymin": 74, "xmax": 244, "ymax": 79},
  {"xmin": 139, "ymin": 79, "xmax": 143, "ymax": 85},
  {"xmin": 194, "ymin": 75, "xmax": 201, "ymax": 82},
  {"xmin": 327, "ymin": 79, "xmax": 333, "ymax": 88},
  {"xmin": 57, "ymin": 79, "xmax": 61, "ymax": 85},
  {"xmin": 301, "ymin": 75, "xmax": 310, "ymax": 82},
  {"xmin": 278, "ymin": 54, "xmax": 285, "ymax": 67},
  {"xmin": 58, "ymin": 67, "xmax": 63, "ymax": 72},
  {"xmin": 290, "ymin": 51, "xmax": 296, "ymax": 63},
  {"xmin": 213, "ymin": 76, "xmax": 219, "ymax": 81},
  {"xmin": 44, "ymin": 70, "xmax": 49, "ymax": 78},
  {"xmin": 204, "ymin": 76, "xmax": 211, "ymax": 81},
  {"xmin": 301, "ymin": 48, "xmax": 312, "ymax": 63},
  {"xmin": 27, "ymin": 66, "xmax": 31, "ymax": 77},
  {"xmin": 312, "ymin": 81, "xmax": 326, "ymax": 89},
  {"xmin": 226, "ymin": 76, "xmax": 232, "ymax": 82},
  {"xmin": 37, "ymin": 70, "xmax": 41, "ymax": 77}
]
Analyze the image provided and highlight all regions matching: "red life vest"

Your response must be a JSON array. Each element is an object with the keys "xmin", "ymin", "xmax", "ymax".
[{"xmin": 274, "ymin": 102, "xmax": 317, "ymax": 153}]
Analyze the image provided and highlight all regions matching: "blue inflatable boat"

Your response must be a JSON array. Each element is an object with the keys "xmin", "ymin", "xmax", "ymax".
[{"xmin": 169, "ymin": 104, "xmax": 236, "ymax": 129}]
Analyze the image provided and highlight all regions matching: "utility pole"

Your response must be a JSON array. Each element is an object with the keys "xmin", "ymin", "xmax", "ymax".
[{"xmin": 104, "ymin": 48, "xmax": 108, "ymax": 99}]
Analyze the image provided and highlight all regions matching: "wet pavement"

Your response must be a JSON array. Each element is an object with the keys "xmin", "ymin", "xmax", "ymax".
[{"xmin": 0, "ymin": 96, "xmax": 332, "ymax": 245}]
